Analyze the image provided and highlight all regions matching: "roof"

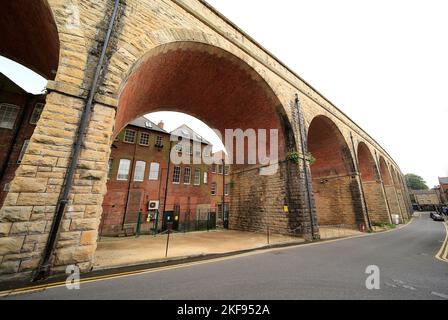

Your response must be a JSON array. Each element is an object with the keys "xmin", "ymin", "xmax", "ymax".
[
  {"xmin": 170, "ymin": 124, "xmax": 211, "ymax": 145},
  {"xmin": 128, "ymin": 117, "xmax": 167, "ymax": 134},
  {"xmin": 439, "ymin": 177, "xmax": 448, "ymax": 184}
]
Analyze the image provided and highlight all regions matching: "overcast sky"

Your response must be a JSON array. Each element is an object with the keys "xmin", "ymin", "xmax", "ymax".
[
  {"xmin": 204, "ymin": 0, "xmax": 448, "ymax": 187},
  {"xmin": 1, "ymin": 0, "xmax": 446, "ymax": 187}
]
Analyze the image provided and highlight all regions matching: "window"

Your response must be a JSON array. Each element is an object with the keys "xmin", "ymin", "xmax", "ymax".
[
  {"xmin": 29, "ymin": 103, "xmax": 44, "ymax": 125},
  {"xmin": 133, "ymin": 161, "xmax": 146, "ymax": 181},
  {"xmin": 224, "ymin": 165, "xmax": 230, "ymax": 175},
  {"xmin": 124, "ymin": 129, "xmax": 136, "ymax": 143},
  {"xmin": 173, "ymin": 166, "xmax": 181, "ymax": 183},
  {"xmin": 107, "ymin": 159, "xmax": 113, "ymax": 180},
  {"xmin": 203, "ymin": 172, "xmax": 208, "ymax": 184},
  {"xmin": 194, "ymin": 169, "xmax": 201, "ymax": 185},
  {"xmin": 149, "ymin": 162, "xmax": 160, "ymax": 180},
  {"xmin": 174, "ymin": 143, "xmax": 182, "ymax": 152},
  {"xmin": 139, "ymin": 132, "xmax": 150, "ymax": 146},
  {"xmin": 17, "ymin": 139, "xmax": 29, "ymax": 164},
  {"xmin": 155, "ymin": 136, "xmax": 163, "ymax": 147},
  {"xmin": 184, "ymin": 167, "xmax": 191, "ymax": 184},
  {"xmin": 224, "ymin": 183, "xmax": 230, "ymax": 196},
  {"xmin": 211, "ymin": 163, "xmax": 216, "ymax": 173},
  {"xmin": 0, "ymin": 104, "xmax": 20, "ymax": 129},
  {"xmin": 218, "ymin": 164, "xmax": 223, "ymax": 175},
  {"xmin": 211, "ymin": 182, "xmax": 217, "ymax": 196},
  {"xmin": 185, "ymin": 144, "xmax": 192, "ymax": 155},
  {"xmin": 117, "ymin": 159, "xmax": 131, "ymax": 180}
]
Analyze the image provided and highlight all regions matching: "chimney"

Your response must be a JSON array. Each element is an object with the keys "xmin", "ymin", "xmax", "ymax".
[{"xmin": 157, "ymin": 120, "xmax": 164, "ymax": 129}]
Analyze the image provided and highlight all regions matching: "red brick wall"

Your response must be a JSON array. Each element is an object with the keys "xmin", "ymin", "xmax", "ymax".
[
  {"xmin": 100, "ymin": 125, "xmax": 215, "ymax": 235},
  {"xmin": 0, "ymin": 90, "xmax": 45, "ymax": 206}
]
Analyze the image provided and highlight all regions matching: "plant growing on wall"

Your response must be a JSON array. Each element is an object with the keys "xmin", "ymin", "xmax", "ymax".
[
  {"xmin": 286, "ymin": 151, "xmax": 300, "ymax": 164},
  {"xmin": 307, "ymin": 152, "xmax": 316, "ymax": 165}
]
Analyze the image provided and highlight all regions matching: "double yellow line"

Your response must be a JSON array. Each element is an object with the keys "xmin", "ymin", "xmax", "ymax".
[
  {"xmin": 435, "ymin": 221, "xmax": 448, "ymax": 263},
  {"xmin": 0, "ymin": 217, "xmax": 417, "ymax": 298}
]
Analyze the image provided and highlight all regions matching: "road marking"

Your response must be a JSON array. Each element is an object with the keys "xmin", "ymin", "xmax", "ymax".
[
  {"xmin": 0, "ymin": 217, "xmax": 416, "ymax": 298},
  {"xmin": 435, "ymin": 221, "xmax": 448, "ymax": 263},
  {"xmin": 431, "ymin": 291, "xmax": 448, "ymax": 300}
]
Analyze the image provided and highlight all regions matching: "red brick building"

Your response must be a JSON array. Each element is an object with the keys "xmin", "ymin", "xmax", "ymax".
[
  {"xmin": 100, "ymin": 118, "xmax": 231, "ymax": 236},
  {"xmin": 0, "ymin": 73, "xmax": 45, "ymax": 206}
]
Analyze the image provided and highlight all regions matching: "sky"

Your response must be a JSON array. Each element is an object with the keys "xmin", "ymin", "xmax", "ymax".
[
  {"xmin": 204, "ymin": 0, "xmax": 447, "ymax": 187},
  {"xmin": 1, "ymin": 0, "xmax": 446, "ymax": 187}
]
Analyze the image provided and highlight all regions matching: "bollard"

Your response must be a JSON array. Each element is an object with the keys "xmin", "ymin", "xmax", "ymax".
[
  {"xmin": 136, "ymin": 210, "xmax": 142, "ymax": 238},
  {"xmin": 165, "ymin": 222, "xmax": 173, "ymax": 257}
]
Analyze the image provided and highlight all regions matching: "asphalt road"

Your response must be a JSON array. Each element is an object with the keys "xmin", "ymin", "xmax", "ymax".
[{"xmin": 4, "ymin": 212, "xmax": 448, "ymax": 300}]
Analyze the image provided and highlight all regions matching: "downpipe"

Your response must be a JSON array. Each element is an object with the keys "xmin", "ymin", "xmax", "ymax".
[{"xmin": 33, "ymin": 0, "xmax": 121, "ymax": 281}]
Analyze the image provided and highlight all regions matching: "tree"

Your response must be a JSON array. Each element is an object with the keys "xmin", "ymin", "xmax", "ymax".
[{"xmin": 405, "ymin": 173, "xmax": 429, "ymax": 190}]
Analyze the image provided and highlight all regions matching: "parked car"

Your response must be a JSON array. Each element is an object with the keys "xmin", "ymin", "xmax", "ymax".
[{"xmin": 430, "ymin": 212, "xmax": 444, "ymax": 221}]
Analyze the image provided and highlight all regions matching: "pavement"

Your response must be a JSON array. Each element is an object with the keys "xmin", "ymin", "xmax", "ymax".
[
  {"xmin": 94, "ymin": 229, "xmax": 303, "ymax": 269},
  {"xmin": 2, "ymin": 212, "xmax": 447, "ymax": 299}
]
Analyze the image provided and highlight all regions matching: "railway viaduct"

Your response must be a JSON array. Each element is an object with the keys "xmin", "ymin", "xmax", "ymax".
[{"xmin": 0, "ymin": 0, "xmax": 412, "ymax": 280}]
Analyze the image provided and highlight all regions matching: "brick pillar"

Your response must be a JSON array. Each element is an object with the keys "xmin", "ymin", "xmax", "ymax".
[
  {"xmin": 0, "ymin": 90, "xmax": 115, "ymax": 279},
  {"xmin": 361, "ymin": 181, "xmax": 391, "ymax": 223},
  {"xmin": 312, "ymin": 174, "xmax": 366, "ymax": 229}
]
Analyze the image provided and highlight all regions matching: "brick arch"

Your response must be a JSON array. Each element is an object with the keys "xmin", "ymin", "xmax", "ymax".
[
  {"xmin": 307, "ymin": 115, "xmax": 365, "ymax": 228},
  {"xmin": 0, "ymin": 0, "xmax": 60, "ymax": 80},
  {"xmin": 378, "ymin": 156, "xmax": 392, "ymax": 186},
  {"xmin": 379, "ymin": 156, "xmax": 403, "ymax": 222},
  {"xmin": 116, "ymin": 41, "xmax": 289, "ymax": 164},
  {"xmin": 357, "ymin": 142, "xmax": 390, "ymax": 223},
  {"xmin": 101, "ymin": 28, "xmax": 288, "ymax": 110},
  {"xmin": 357, "ymin": 141, "xmax": 380, "ymax": 182},
  {"xmin": 114, "ymin": 40, "xmax": 302, "ymax": 235}
]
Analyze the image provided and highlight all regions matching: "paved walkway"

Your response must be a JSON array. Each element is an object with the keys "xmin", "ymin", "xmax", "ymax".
[{"xmin": 94, "ymin": 229, "xmax": 303, "ymax": 269}]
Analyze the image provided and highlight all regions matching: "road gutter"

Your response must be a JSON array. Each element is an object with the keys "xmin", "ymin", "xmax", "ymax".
[{"xmin": 0, "ymin": 218, "xmax": 415, "ymax": 297}]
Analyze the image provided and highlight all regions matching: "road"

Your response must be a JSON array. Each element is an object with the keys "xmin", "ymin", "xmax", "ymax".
[{"xmin": 3, "ymin": 213, "xmax": 448, "ymax": 299}]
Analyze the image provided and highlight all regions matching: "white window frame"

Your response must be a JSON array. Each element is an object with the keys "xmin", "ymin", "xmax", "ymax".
[
  {"xmin": 139, "ymin": 132, "xmax": 150, "ymax": 146},
  {"xmin": 203, "ymin": 172, "xmax": 208, "ymax": 184},
  {"xmin": 194, "ymin": 169, "xmax": 201, "ymax": 186},
  {"xmin": 211, "ymin": 182, "xmax": 217, "ymax": 196},
  {"xmin": 149, "ymin": 162, "xmax": 160, "ymax": 180},
  {"xmin": 183, "ymin": 167, "xmax": 191, "ymax": 184},
  {"xmin": 17, "ymin": 139, "xmax": 30, "ymax": 164},
  {"xmin": 117, "ymin": 159, "xmax": 131, "ymax": 181},
  {"xmin": 211, "ymin": 163, "xmax": 216, "ymax": 173},
  {"xmin": 123, "ymin": 129, "xmax": 136, "ymax": 144},
  {"xmin": 0, "ymin": 103, "xmax": 20, "ymax": 129},
  {"xmin": 133, "ymin": 160, "xmax": 146, "ymax": 182},
  {"xmin": 29, "ymin": 103, "xmax": 44, "ymax": 125},
  {"xmin": 224, "ymin": 165, "xmax": 230, "ymax": 176},
  {"xmin": 173, "ymin": 166, "xmax": 181, "ymax": 184},
  {"xmin": 218, "ymin": 164, "xmax": 223, "ymax": 175}
]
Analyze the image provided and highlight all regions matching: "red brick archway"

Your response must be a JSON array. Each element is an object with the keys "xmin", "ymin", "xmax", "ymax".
[
  {"xmin": 0, "ymin": 0, "xmax": 60, "ymax": 79},
  {"xmin": 357, "ymin": 142, "xmax": 390, "ymax": 223},
  {"xmin": 113, "ymin": 41, "xmax": 300, "ymax": 234},
  {"xmin": 307, "ymin": 115, "xmax": 364, "ymax": 228}
]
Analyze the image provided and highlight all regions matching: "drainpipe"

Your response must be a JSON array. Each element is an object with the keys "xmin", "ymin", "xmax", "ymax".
[
  {"xmin": 121, "ymin": 139, "xmax": 138, "ymax": 228},
  {"xmin": 349, "ymin": 132, "xmax": 372, "ymax": 230},
  {"xmin": 294, "ymin": 94, "xmax": 315, "ymax": 238},
  {"xmin": 34, "ymin": 0, "xmax": 121, "ymax": 281},
  {"xmin": 161, "ymin": 140, "xmax": 173, "ymax": 228}
]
